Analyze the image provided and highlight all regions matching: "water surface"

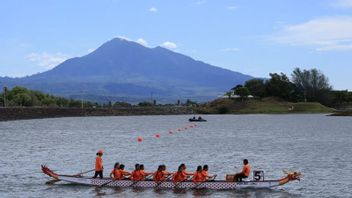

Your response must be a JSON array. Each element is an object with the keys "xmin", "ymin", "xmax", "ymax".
[{"xmin": 0, "ymin": 114, "xmax": 351, "ymax": 197}]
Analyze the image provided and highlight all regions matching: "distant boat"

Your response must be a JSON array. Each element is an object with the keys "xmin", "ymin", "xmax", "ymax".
[{"xmin": 189, "ymin": 117, "xmax": 207, "ymax": 122}]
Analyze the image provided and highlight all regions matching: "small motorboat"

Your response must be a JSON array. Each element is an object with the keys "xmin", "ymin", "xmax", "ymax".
[{"xmin": 189, "ymin": 117, "xmax": 207, "ymax": 122}]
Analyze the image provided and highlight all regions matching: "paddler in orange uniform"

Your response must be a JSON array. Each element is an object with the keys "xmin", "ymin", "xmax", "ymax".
[
  {"xmin": 110, "ymin": 162, "xmax": 120, "ymax": 180},
  {"xmin": 234, "ymin": 159, "xmax": 251, "ymax": 182},
  {"xmin": 115, "ymin": 164, "xmax": 131, "ymax": 180},
  {"xmin": 153, "ymin": 165, "xmax": 172, "ymax": 182},
  {"xmin": 172, "ymin": 164, "xmax": 193, "ymax": 182},
  {"xmin": 192, "ymin": 166, "xmax": 205, "ymax": 183},
  {"xmin": 131, "ymin": 164, "xmax": 144, "ymax": 181},
  {"xmin": 139, "ymin": 164, "xmax": 152, "ymax": 180},
  {"xmin": 202, "ymin": 164, "xmax": 216, "ymax": 181},
  {"xmin": 93, "ymin": 149, "xmax": 104, "ymax": 179}
]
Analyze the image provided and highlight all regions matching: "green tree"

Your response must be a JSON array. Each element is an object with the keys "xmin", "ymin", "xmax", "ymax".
[
  {"xmin": 291, "ymin": 68, "xmax": 332, "ymax": 103},
  {"xmin": 234, "ymin": 87, "xmax": 250, "ymax": 101},
  {"xmin": 13, "ymin": 93, "xmax": 32, "ymax": 106},
  {"xmin": 266, "ymin": 73, "xmax": 295, "ymax": 101},
  {"xmin": 244, "ymin": 79, "xmax": 266, "ymax": 98}
]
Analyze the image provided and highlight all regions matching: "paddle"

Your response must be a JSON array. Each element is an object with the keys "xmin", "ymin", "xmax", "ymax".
[
  {"xmin": 100, "ymin": 179, "xmax": 115, "ymax": 187},
  {"xmin": 192, "ymin": 174, "xmax": 217, "ymax": 189},
  {"xmin": 174, "ymin": 175, "xmax": 193, "ymax": 188},
  {"xmin": 130, "ymin": 174, "xmax": 153, "ymax": 187},
  {"xmin": 155, "ymin": 174, "xmax": 173, "ymax": 188}
]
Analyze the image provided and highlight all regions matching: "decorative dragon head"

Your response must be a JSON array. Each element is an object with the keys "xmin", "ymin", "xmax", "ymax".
[{"xmin": 283, "ymin": 169, "xmax": 302, "ymax": 181}]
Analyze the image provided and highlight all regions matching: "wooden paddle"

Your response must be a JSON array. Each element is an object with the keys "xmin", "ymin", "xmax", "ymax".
[
  {"xmin": 192, "ymin": 174, "xmax": 217, "ymax": 189},
  {"xmin": 155, "ymin": 174, "xmax": 173, "ymax": 188},
  {"xmin": 174, "ymin": 175, "xmax": 193, "ymax": 188},
  {"xmin": 130, "ymin": 174, "xmax": 153, "ymax": 187},
  {"xmin": 100, "ymin": 179, "xmax": 115, "ymax": 187}
]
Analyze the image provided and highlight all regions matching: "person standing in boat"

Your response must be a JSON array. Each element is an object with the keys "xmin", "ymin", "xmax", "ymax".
[
  {"xmin": 93, "ymin": 149, "xmax": 104, "ymax": 179},
  {"xmin": 234, "ymin": 159, "xmax": 251, "ymax": 182}
]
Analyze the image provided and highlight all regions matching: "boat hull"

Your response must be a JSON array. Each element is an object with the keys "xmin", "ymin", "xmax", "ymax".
[{"xmin": 58, "ymin": 176, "xmax": 280, "ymax": 189}]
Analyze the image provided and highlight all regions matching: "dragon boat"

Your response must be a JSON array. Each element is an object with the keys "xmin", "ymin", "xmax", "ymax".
[{"xmin": 41, "ymin": 165, "xmax": 301, "ymax": 190}]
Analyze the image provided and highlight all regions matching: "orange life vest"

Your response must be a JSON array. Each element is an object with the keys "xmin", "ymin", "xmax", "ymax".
[
  {"xmin": 192, "ymin": 171, "xmax": 205, "ymax": 182},
  {"xmin": 110, "ymin": 168, "xmax": 119, "ymax": 179},
  {"xmin": 131, "ymin": 170, "xmax": 143, "ymax": 181},
  {"xmin": 173, "ymin": 170, "xmax": 187, "ymax": 182},
  {"xmin": 95, "ymin": 156, "xmax": 103, "ymax": 171},
  {"xmin": 243, "ymin": 164, "xmax": 251, "ymax": 177}
]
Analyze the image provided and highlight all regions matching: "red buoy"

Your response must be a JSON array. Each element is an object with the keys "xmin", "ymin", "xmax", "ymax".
[
  {"xmin": 137, "ymin": 136, "xmax": 143, "ymax": 142},
  {"xmin": 155, "ymin": 133, "xmax": 161, "ymax": 138}
]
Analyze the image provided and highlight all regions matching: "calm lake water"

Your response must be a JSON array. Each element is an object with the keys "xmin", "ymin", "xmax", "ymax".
[{"xmin": 0, "ymin": 114, "xmax": 351, "ymax": 198}]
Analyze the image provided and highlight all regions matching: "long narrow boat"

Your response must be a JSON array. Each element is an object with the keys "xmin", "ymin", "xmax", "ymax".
[{"xmin": 41, "ymin": 166, "xmax": 301, "ymax": 190}]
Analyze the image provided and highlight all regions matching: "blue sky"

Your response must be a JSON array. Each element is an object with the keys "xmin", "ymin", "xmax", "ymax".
[{"xmin": 0, "ymin": 0, "xmax": 351, "ymax": 90}]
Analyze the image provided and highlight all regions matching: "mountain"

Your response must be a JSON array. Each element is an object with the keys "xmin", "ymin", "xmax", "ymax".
[{"xmin": 0, "ymin": 38, "xmax": 253, "ymax": 103}]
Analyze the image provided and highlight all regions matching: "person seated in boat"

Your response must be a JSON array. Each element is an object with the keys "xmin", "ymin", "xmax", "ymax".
[
  {"xmin": 198, "ymin": 116, "xmax": 202, "ymax": 120},
  {"xmin": 172, "ymin": 164, "xmax": 193, "ymax": 182},
  {"xmin": 139, "ymin": 164, "xmax": 152, "ymax": 180},
  {"xmin": 192, "ymin": 166, "xmax": 205, "ymax": 183},
  {"xmin": 114, "ymin": 164, "xmax": 131, "ymax": 180},
  {"xmin": 93, "ymin": 149, "xmax": 104, "ymax": 179},
  {"xmin": 192, "ymin": 116, "xmax": 196, "ymax": 120},
  {"xmin": 234, "ymin": 159, "xmax": 251, "ymax": 182},
  {"xmin": 109, "ymin": 162, "xmax": 120, "ymax": 180},
  {"xmin": 202, "ymin": 164, "xmax": 216, "ymax": 181},
  {"xmin": 153, "ymin": 165, "xmax": 172, "ymax": 182},
  {"xmin": 131, "ymin": 164, "xmax": 144, "ymax": 181}
]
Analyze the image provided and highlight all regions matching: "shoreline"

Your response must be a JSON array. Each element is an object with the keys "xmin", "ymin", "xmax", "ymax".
[{"xmin": 0, "ymin": 106, "xmax": 193, "ymax": 122}]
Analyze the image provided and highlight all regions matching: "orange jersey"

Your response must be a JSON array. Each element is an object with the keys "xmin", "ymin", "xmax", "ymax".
[
  {"xmin": 153, "ymin": 171, "xmax": 169, "ymax": 181},
  {"xmin": 201, "ymin": 170, "xmax": 208, "ymax": 178},
  {"xmin": 95, "ymin": 156, "xmax": 103, "ymax": 171},
  {"xmin": 192, "ymin": 171, "xmax": 205, "ymax": 182},
  {"xmin": 173, "ymin": 170, "xmax": 189, "ymax": 182},
  {"xmin": 115, "ymin": 169, "xmax": 130, "ymax": 180},
  {"xmin": 110, "ymin": 169, "xmax": 119, "ymax": 179},
  {"xmin": 243, "ymin": 164, "xmax": 251, "ymax": 177},
  {"xmin": 131, "ymin": 170, "xmax": 143, "ymax": 181}
]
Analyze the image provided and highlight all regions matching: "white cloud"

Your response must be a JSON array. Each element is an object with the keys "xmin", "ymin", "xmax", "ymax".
[
  {"xmin": 334, "ymin": 0, "xmax": 352, "ymax": 8},
  {"xmin": 26, "ymin": 52, "xmax": 70, "ymax": 69},
  {"xmin": 161, "ymin": 41, "xmax": 177, "ymax": 49},
  {"xmin": 195, "ymin": 0, "xmax": 206, "ymax": 5},
  {"xmin": 220, "ymin": 48, "xmax": 240, "ymax": 52},
  {"xmin": 136, "ymin": 38, "xmax": 148, "ymax": 46},
  {"xmin": 272, "ymin": 16, "xmax": 352, "ymax": 51},
  {"xmin": 149, "ymin": 7, "xmax": 158, "ymax": 12},
  {"xmin": 227, "ymin": 6, "xmax": 238, "ymax": 10},
  {"xmin": 87, "ymin": 48, "xmax": 95, "ymax": 53}
]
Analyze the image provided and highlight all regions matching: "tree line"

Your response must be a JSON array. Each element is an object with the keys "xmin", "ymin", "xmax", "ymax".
[{"xmin": 231, "ymin": 67, "xmax": 352, "ymax": 107}]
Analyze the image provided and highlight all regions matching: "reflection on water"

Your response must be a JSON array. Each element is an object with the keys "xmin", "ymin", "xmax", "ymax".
[{"xmin": 0, "ymin": 114, "xmax": 351, "ymax": 197}]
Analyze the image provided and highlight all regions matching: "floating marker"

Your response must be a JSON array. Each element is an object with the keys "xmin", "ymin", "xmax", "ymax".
[
  {"xmin": 137, "ymin": 136, "xmax": 143, "ymax": 142},
  {"xmin": 155, "ymin": 134, "xmax": 160, "ymax": 138}
]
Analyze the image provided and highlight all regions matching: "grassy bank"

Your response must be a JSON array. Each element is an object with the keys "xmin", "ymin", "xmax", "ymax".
[{"xmin": 194, "ymin": 97, "xmax": 334, "ymax": 114}]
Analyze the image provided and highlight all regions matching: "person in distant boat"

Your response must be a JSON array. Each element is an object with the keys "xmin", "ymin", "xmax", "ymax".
[
  {"xmin": 110, "ymin": 162, "xmax": 120, "ymax": 180},
  {"xmin": 153, "ymin": 165, "xmax": 172, "ymax": 182},
  {"xmin": 198, "ymin": 116, "xmax": 202, "ymax": 120},
  {"xmin": 93, "ymin": 149, "xmax": 104, "ymax": 179},
  {"xmin": 193, "ymin": 116, "xmax": 196, "ymax": 119},
  {"xmin": 234, "ymin": 159, "xmax": 251, "ymax": 182},
  {"xmin": 202, "ymin": 164, "xmax": 216, "ymax": 181},
  {"xmin": 139, "ymin": 164, "xmax": 152, "ymax": 180},
  {"xmin": 131, "ymin": 164, "xmax": 143, "ymax": 181},
  {"xmin": 115, "ymin": 164, "xmax": 131, "ymax": 180},
  {"xmin": 172, "ymin": 164, "xmax": 193, "ymax": 182},
  {"xmin": 192, "ymin": 166, "xmax": 205, "ymax": 183}
]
